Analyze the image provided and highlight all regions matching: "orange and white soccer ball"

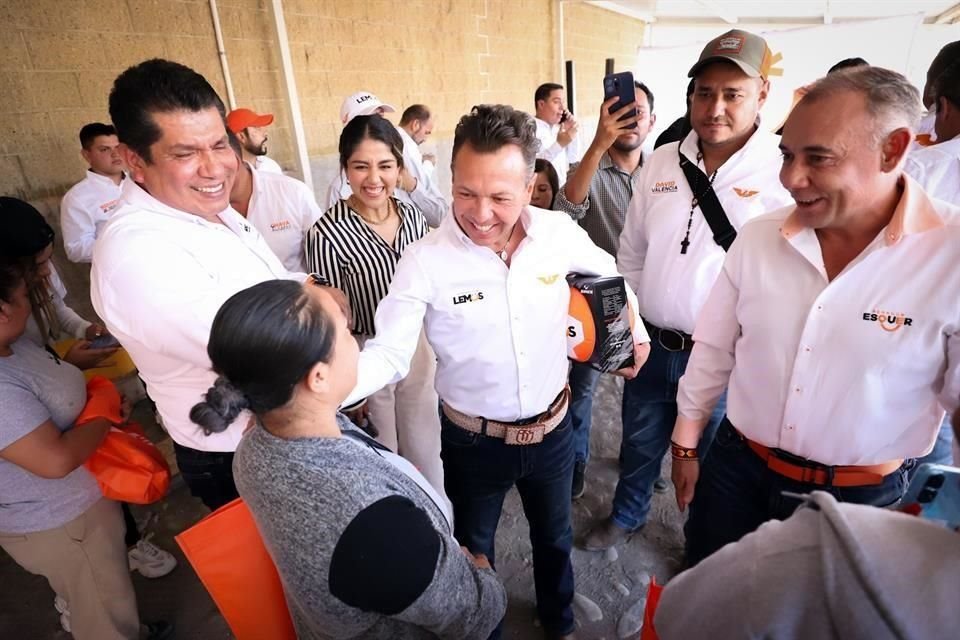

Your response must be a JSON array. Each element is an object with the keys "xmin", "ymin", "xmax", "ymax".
[{"xmin": 567, "ymin": 287, "xmax": 595, "ymax": 362}]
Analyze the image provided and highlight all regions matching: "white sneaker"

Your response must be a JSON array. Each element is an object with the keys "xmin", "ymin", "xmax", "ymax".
[
  {"xmin": 53, "ymin": 594, "xmax": 71, "ymax": 633},
  {"xmin": 128, "ymin": 538, "xmax": 177, "ymax": 578}
]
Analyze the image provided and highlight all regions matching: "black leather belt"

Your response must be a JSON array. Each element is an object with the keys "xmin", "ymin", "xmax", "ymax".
[{"xmin": 644, "ymin": 321, "xmax": 694, "ymax": 352}]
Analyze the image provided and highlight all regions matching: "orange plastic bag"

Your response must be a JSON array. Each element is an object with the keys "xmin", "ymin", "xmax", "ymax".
[
  {"xmin": 84, "ymin": 421, "xmax": 171, "ymax": 504},
  {"xmin": 78, "ymin": 376, "xmax": 170, "ymax": 504},
  {"xmin": 639, "ymin": 577, "xmax": 664, "ymax": 640},
  {"xmin": 175, "ymin": 498, "xmax": 297, "ymax": 640}
]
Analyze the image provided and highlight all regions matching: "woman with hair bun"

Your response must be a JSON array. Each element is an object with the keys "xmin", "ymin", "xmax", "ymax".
[{"xmin": 191, "ymin": 278, "xmax": 506, "ymax": 639}]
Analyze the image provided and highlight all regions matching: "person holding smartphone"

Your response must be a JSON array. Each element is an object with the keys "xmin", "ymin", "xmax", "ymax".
[
  {"xmin": 555, "ymin": 78, "xmax": 657, "ymax": 499},
  {"xmin": 534, "ymin": 82, "xmax": 581, "ymax": 186}
]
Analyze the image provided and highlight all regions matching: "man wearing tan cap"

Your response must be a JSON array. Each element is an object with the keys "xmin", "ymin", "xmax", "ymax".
[
  {"xmin": 226, "ymin": 107, "xmax": 283, "ymax": 175},
  {"xmin": 324, "ymin": 92, "xmax": 447, "ymax": 226},
  {"xmin": 672, "ymin": 66, "xmax": 960, "ymax": 565},
  {"xmin": 581, "ymin": 29, "xmax": 792, "ymax": 551}
]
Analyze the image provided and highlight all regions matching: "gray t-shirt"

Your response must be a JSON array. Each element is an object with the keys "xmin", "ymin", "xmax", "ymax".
[{"xmin": 0, "ymin": 337, "xmax": 101, "ymax": 534}]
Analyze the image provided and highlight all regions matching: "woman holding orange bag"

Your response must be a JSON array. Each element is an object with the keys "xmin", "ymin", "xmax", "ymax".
[
  {"xmin": 0, "ymin": 258, "xmax": 171, "ymax": 640},
  {"xmin": 191, "ymin": 278, "xmax": 507, "ymax": 639}
]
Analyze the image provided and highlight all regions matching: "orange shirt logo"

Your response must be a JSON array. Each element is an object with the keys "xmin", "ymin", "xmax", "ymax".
[{"xmin": 733, "ymin": 188, "xmax": 759, "ymax": 198}]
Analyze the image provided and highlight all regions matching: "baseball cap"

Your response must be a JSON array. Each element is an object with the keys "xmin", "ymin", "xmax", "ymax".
[
  {"xmin": 340, "ymin": 91, "xmax": 396, "ymax": 124},
  {"xmin": 688, "ymin": 29, "xmax": 778, "ymax": 80},
  {"xmin": 226, "ymin": 108, "xmax": 274, "ymax": 134}
]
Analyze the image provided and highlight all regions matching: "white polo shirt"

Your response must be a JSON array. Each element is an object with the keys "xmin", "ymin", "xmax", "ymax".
[
  {"xmin": 60, "ymin": 170, "xmax": 124, "ymax": 263},
  {"xmin": 345, "ymin": 206, "xmax": 650, "ymax": 422},
  {"xmin": 245, "ymin": 166, "xmax": 324, "ymax": 272},
  {"xmin": 91, "ymin": 180, "xmax": 301, "ymax": 452},
  {"xmin": 617, "ymin": 128, "xmax": 793, "ymax": 335},
  {"xmin": 905, "ymin": 135, "xmax": 960, "ymax": 206},
  {"xmin": 535, "ymin": 117, "xmax": 580, "ymax": 186},
  {"xmin": 255, "ymin": 155, "xmax": 283, "ymax": 174},
  {"xmin": 677, "ymin": 177, "xmax": 960, "ymax": 465},
  {"xmin": 322, "ymin": 124, "xmax": 447, "ymax": 227}
]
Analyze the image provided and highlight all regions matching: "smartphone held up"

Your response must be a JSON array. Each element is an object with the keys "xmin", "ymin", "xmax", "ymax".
[{"xmin": 603, "ymin": 71, "xmax": 637, "ymax": 129}]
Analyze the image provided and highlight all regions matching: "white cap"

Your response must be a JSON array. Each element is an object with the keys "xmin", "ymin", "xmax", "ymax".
[{"xmin": 339, "ymin": 91, "xmax": 397, "ymax": 124}]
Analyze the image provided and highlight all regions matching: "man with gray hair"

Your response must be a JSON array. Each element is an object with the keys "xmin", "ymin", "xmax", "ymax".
[
  {"xmin": 343, "ymin": 104, "xmax": 651, "ymax": 638},
  {"xmin": 670, "ymin": 66, "xmax": 960, "ymax": 565}
]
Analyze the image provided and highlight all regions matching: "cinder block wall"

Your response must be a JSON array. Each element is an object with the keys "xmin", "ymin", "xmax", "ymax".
[{"xmin": 0, "ymin": 0, "xmax": 644, "ymax": 316}]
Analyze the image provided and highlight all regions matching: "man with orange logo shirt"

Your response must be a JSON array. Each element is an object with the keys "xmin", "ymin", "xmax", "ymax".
[{"xmin": 671, "ymin": 66, "xmax": 960, "ymax": 565}]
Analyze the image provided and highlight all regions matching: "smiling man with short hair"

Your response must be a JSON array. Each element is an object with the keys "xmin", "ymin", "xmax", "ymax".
[
  {"xmin": 345, "ymin": 104, "xmax": 650, "ymax": 640},
  {"xmin": 91, "ymin": 59, "xmax": 308, "ymax": 511}
]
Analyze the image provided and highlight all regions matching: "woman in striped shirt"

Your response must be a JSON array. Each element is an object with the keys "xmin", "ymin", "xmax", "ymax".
[{"xmin": 305, "ymin": 115, "xmax": 444, "ymax": 495}]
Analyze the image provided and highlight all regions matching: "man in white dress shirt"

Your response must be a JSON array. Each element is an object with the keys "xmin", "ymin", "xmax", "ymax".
[
  {"xmin": 60, "ymin": 123, "xmax": 125, "ymax": 263},
  {"xmin": 92, "ymin": 59, "xmax": 318, "ymax": 511},
  {"xmin": 344, "ymin": 104, "xmax": 650, "ymax": 640},
  {"xmin": 324, "ymin": 92, "xmax": 447, "ymax": 226},
  {"xmin": 534, "ymin": 82, "xmax": 580, "ymax": 186},
  {"xmin": 906, "ymin": 57, "xmax": 960, "ymax": 467},
  {"xmin": 226, "ymin": 107, "xmax": 283, "ymax": 174},
  {"xmin": 671, "ymin": 67, "xmax": 960, "ymax": 565},
  {"xmin": 226, "ymin": 131, "xmax": 323, "ymax": 272},
  {"xmin": 582, "ymin": 29, "xmax": 792, "ymax": 551}
]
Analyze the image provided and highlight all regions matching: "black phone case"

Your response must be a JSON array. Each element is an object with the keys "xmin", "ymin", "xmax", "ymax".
[{"xmin": 603, "ymin": 71, "xmax": 637, "ymax": 128}]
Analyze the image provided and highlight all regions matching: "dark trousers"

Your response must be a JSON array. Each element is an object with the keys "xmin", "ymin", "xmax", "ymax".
[
  {"xmin": 612, "ymin": 338, "xmax": 725, "ymax": 530},
  {"xmin": 685, "ymin": 418, "xmax": 914, "ymax": 566},
  {"xmin": 441, "ymin": 412, "xmax": 576, "ymax": 638},
  {"xmin": 172, "ymin": 442, "xmax": 239, "ymax": 511}
]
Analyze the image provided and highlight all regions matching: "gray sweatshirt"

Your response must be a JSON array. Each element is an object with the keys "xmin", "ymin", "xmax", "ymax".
[
  {"xmin": 656, "ymin": 491, "xmax": 960, "ymax": 639},
  {"xmin": 233, "ymin": 416, "xmax": 506, "ymax": 639}
]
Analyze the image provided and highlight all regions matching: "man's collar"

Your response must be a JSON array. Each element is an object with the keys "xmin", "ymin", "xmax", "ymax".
[
  {"xmin": 447, "ymin": 206, "xmax": 539, "ymax": 249},
  {"xmin": 679, "ymin": 124, "xmax": 768, "ymax": 165},
  {"xmin": 600, "ymin": 150, "xmax": 644, "ymax": 174},
  {"xmin": 86, "ymin": 169, "xmax": 125, "ymax": 186},
  {"xmin": 780, "ymin": 175, "xmax": 944, "ymax": 245},
  {"xmin": 121, "ymin": 179, "xmax": 232, "ymax": 226}
]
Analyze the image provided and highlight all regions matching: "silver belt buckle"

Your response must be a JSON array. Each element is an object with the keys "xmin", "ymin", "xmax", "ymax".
[
  {"xmin": 504, "ymin": 423, "xmax": 546, "ymax": 446},
  {"xmin": 657, "ymin": 328, "xmax": 688, "ymax": 352}
]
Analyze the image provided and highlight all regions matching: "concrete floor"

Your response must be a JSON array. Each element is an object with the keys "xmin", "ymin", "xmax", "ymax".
[{"xmin": 0, "ymin": 375, "xmax": 685, "ymax": 640}]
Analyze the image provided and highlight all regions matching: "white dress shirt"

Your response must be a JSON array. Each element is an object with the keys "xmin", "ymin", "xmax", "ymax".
[
  {"xmin": 322, "ymin": 125, "xmax": 447, "ymax": 227},
  {"xmin": 617, "ymin": 128, "xmax": 793, "ymax": 334},
  {"xmin": 345, "ymin": 206, "xmax": 650, "ymax": 421},
  {"xmin": 254, "ymin": 155, "xmax": 283, "ymax": 174},
  {"xmin": 905, "ymin": 134, "xmax": 960, "ymax": 206},
  {"xmin": 245, "ymin": 165, "xmax": 324, "ymax": 272},
  {"xmin": 677, "ymin": 177, "xmax": 960, "ymax": 465},
  {"xmin": 91, "ymin": 180, "xmax": 301, "ymax": 452},
  {"xmin": 59, "ymin": 170, "xmax": 124, "ymax": 263},
  {"xmin": 535, "ymin": 117, "xmax": 580, "ymax": 186}
]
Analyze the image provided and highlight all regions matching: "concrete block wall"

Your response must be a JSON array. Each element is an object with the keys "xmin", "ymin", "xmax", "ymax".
[{"xmin": 0, "ymin": 0, "xmax": 644, "ymax": 317}]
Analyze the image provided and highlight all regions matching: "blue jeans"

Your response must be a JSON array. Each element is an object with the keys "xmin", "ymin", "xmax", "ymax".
[
  {"xmin": 686, "ymin": 418, "xmax": 915, "ymax": 566},
  {"xmin": 441, "ymin": 412, "xmax": 576, "ymax": 637},
  {"xmin": 915, "ymin": 414, "xmax": 955, "ymax": 470},
  {"xmin": 569, "ymin": 362, "xmax": 602, "ymax": 464},
  {"xmin": 611, "ymin": 339, "xmax": 725, "ymax": 530}
]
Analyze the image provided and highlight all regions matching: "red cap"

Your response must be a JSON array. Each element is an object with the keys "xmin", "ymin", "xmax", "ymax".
[{"xmin": 226, "ymin": 108, "xmax": 274, "ymax": 133}]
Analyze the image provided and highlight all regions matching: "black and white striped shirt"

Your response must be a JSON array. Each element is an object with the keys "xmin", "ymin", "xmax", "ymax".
[{"xmin": 305, "ymin": 198, "xmax": 428, "ymax": 336}]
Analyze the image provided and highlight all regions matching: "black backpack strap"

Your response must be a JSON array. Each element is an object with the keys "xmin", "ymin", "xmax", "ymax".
[{"xmin": 678, "ymin": 149, "xmax": 737, "ymax": 251}]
